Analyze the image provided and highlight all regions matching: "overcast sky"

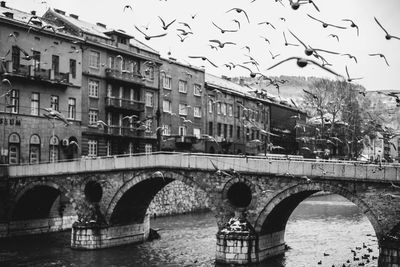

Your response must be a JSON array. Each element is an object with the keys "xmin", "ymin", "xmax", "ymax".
[{"xmin": 7, "ymin": 0, "xmax": 400, "ymax": 91}]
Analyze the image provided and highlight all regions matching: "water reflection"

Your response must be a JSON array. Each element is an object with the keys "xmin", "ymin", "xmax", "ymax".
[{"xmin": 0, "ymin": 194, "xmax": 378, "ymax": 266}]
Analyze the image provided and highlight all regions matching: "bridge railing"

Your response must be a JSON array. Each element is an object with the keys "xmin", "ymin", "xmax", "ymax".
[{"xmin": 3, "ymin": 152, "xmax": 400, "ymax": 182}]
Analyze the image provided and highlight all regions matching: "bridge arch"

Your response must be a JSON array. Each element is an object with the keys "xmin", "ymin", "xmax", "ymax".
[
  {"xmin": 254, "ymin": 182, "xmax": 382, "ymax": 241},
  {"xmin": 105, "ymin": 170, "xmax": 217, "ymax": 225},
  {"xmin": 10, "ymin": 181, "xmax": 73, "ymax": 221}
]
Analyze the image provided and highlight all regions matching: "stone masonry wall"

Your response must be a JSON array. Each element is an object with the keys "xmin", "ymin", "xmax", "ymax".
[{"xmin": 147, "ymin": 180, "xmax": 210, "ymax": 217}]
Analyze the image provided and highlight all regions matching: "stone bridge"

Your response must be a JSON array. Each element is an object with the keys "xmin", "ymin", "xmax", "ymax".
[{"xmin": 0, "ymin": 152, "xmax": 399, "ymax": 266}]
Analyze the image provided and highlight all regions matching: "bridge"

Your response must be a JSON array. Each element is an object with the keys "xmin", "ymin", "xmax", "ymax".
[{"xmin": 0, "ymin": 152, "xmax": 399, "ymax": 266}]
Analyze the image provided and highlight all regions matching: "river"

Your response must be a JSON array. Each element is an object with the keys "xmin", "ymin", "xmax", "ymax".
[{"xmin": 0, "ymin": 194, "xmax": 378, "ymax": 266}]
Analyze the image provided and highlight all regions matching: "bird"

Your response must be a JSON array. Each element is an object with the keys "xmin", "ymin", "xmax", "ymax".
[
  {"xmin": 122, "ymin": 114, "xmax": 139, "ymax": 123},
  {"xmin": 176, "ymin": 28, "xmax": 193, "ymax": 36},
  {"xmin": 209, "ymin": 159, "xmax": 231, "ymax": 176},
  {"xmin": 123, "ymin": 5, "xmax": 133, "ymax": 12},
  {"xmin": 177, "ymin": 34, "xmax": 188, "ymax": 42},
  {"xmin": 188, "ymin": 56, "xmax": 218, "ymax": 68},
  {"xmin": 390, "ymin": 182, "xmax": 400, "ymax": 190},
  {"xmin": 374, "ymin": 17, "xmax": 400, "ymax": 40},
  {"xmin": 134, "ymin": 26, "xmax": 167, "ymax": 40},
  {"xmin": 267, "ymin": 57, "xmax": 342, "ymax": 77},
  {"xmin": 7, "ymin": 33, "xmax": 18, "ymax": 42},
  {"xmin": 158, "ymin": 16, "xmax": 176, "ymax": 30},
  {"xmin": 369, "ymin": 53, "xmax": 389, "ymax": 66},
  {"xmin": 90, "ymin": 120, "xmax": 109, "ymax": 129},
  {"xmin": 191, "ymin": 14, "xmax": 197, "ymax": 19},
  {"xmin": 303, "ymin": 89, "xmax": 318, "ymax": 100},
  {"xmin": 43, "ymin": 108, "xmax": 71, "ymax": 126},
  {"xmin": 69, "ymin": 140, "xmax": 80, "ymax": 150},
  {"xmin": 383, "ymin": 193, "xmax": 400, "ymax": 199},
  {"xmin": 345, "ymin": 66, "xmax": 363, "ymax": 82},
  {"xmin": 232, "ymin": 19, "xmax": 241, "ymax": 29},
  {"xmin": 283, "ymin": 31, "xmax": 299, "ymax": 47},
  {"xmin": 341, "ymin": 53, "xmax": 358, "ymax": 63},
  {"xmin": 258, "ymin": 21, "xmax": 276, "ymax": 29},
  {"xmin": 212, "ymin": 22, "xmax": 238, "ymax": 34},
  {"xmin": 181, "ymin": 117, "xmax": 193, "ymax": 124},
  {"xmin": 226, "ymin": 8, "xmax": 250, "ymax": 23},
  {"xmin": 209, "ymin": 39, "xmax": 236, "ymax": 48},
  {"xmin": 1, "ymin": 78, "xmax": 11, "ymax": 87},
  {"xmin": 178, "ymin": 22, "xmax": 191, "ymax": 30},
  {"xmin": 328, "ymin": 34, "xmax": 339, "ymax": 42},
  {"xmin": 242, "ymin": 46, "xmax": 251, "ymax": 53},
  {"xmin": 269, "ymin": 50, "xmax": 280, "ymax": 60},
  {"xmin": 342, "ymin": 19, "xmax": 359, "ymax": 36},
  {"xmin": 26, "ymin": 15, "xmax": 42, "ymax": 25},
  {"xmin": 289, "ymin": 30, "xmax": 339, "ymax": 57},
  {"xmin": 260, "ymin": 36, "xmax": 270, "ymax": 44},
  {"xmin": 307, "ymin": 14, "xmax": 347, "ymax": 29},
  {"xmin": 236, "ymin": 64, "xmax": 262, "ymax": 78}
]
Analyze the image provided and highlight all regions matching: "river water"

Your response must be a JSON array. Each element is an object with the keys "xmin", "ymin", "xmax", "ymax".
[{"xmin": 0, "ymin": 194, "xmax": 379, "ymax": 267}]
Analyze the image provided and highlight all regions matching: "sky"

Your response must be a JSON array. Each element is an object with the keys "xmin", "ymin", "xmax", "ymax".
[{"xmin": 5, "ymin": 0, "xmax": 400, "ymax": 92}]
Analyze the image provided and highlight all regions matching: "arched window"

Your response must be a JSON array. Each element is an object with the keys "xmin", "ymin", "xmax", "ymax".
[
  {"xmin": 8, "ymin": 133, "xmax": 20, "ymax": 165},
  {"xmin": 29, "ymin": 134, "xmax": 41, "ymax": 164},
  {"xmin": 49, "ymin": 135, "xmax": 59, "ymax": 163}
]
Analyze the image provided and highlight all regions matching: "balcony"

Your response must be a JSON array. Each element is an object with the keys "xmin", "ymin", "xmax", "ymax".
[
  {"xmin": 107, "ymin": 126, "xmax": 146, "ymax": 138},
  {"xmin": 1, "ymin": 61, "xmax": 71, "ymax": 86},
  {"xmin": 105, "ymin": 68, "xmax": 144, "ymax": 85},
  {"xmin": 105, "ymin": 97, "xmax": 145, "ymax": 112}
]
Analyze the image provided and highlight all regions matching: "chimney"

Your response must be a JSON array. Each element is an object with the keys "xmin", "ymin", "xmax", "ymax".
[
  {"xmin": 31, "ymin": 10, "xmax": 36, "ymax": 15},
  {"xmin": 239, "ymin": 78, "xmax": 244, "ymax": 86},
  {"xmin": 69, "ymin": 14, "xmax": 78, "ymax": 19},
  {"xmin": 221, "ymin": 75, "xmax": 231, "ymax": 81},
  {"xmin": 54, "ymin": 8, "xmax": 66, "ymax": 15},
  {"xmin": 96, "ymin": 22, "xmax": 106, "ymax": 28},
  {"xmin": 0, "ymin": 1, "xmax": 6, "ymax": 8}
]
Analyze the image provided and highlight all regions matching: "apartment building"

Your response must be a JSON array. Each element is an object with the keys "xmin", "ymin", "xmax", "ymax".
[{"xmin": 0, "ymin": 2, "xmax": 82, "ymax": 164}]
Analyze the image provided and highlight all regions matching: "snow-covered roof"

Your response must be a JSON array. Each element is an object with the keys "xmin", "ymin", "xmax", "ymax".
[{"xmin": 205, "ymin": 73, "xmax": 252, "ymax": 96}]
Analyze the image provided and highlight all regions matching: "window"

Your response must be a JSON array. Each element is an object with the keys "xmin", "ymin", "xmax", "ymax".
[
  {"xmin": 9, "ymin": 89, "xmax": 19, "ymax": 114},
  {"xmin": 228, "ymin": 104, "xmax": 233, "ymax": 117},
  {"xmin": 29, "ymin": 134, "xmax": 41, "ymax": 164},
  {"xmin": 217, "ymin": 103, "xmax": 221, "ymax": 115},
  {"xmin": 194, "ymin": 107, "xmax": 201, "ymax": 118},
  {"xmin": 88, "ymin": 139, "xmax": 98, "ymax": 156},
  {"xmin": 108, "ymin": 56, "xmax": 114, "ymax": 69},
  {"xmin": 12, "ymin": 46, "xmax": 20, "ymax": 71},
  {"xmin": 237, "ymin": 126, "xmax": 241, "ymax": 139},
  {"xmin": 106, "ymin": 140, "xmax": 112, "ymax": 156},
  {"xmin": 49, "ymin": 136, "xmax": 59, "ymax": 163},
  {"xmin": 145, "ymin": 144, "xmax": 152, "ymax": 154},
  {"xmin": 223, "ymin": 124, "xmax": 228, "ymax": 138},
  {"xmin": 163, "ymin": 100, "xmax": 171, "ymax": 113},
  {"xmin": 179, "ymin": 126, "xmax": 187, "ymax": 136},
  {"xmin": 88, "ymin": 79, "xmax": 99, "ymax": 97},
  {"xmin": 208, "ymin": 100, "xmax": 213, "ymax": 114},
  {"xmin": 31, "ymin": 92, "xmax": 39, "ymax": 116},
  {"xmin": 89, "ymin": 50, "xmax": 100, "ymax": 68},
  {"xmin": 89, "ymin": 109, "xmax": 98, "ymax": 124},
  {"xmin": 8, "ymin": 133, "xmax": 20, "ymax": 165},
  {"xmin": 193, "ymin": 128, "xmax": 201, "ymax": 139},
  {"xmin": 162, "ymin": 124, "xmax": 171, "ymax": 136},
  {"xmin": 208, "ymin": 122, "xmax": 213, "ymax": 136},
  {"xmin": 145, "ymin": 66, "xmax": 154, "ymax": 80},
  {"xmin": 221, "ymin": 103, "xmax": 227, "ymax": 116},
  {"xmin": 179, "ymin": 104, "xmax": 187, "ymax": 116},
  {"xmin": 163, "ymin": 76, "xmax": 172, "ymax": 89},
  {"xmin": 50, "ymin": 95, "xmax": 59, "ymax": 111},
  {"xmin": 70, "ymin": 59, "xmax": 76, "ymax": 78},
  {"xmin": 217, "ymin": 123, "xmax": 222, "ymax": 136},
  {"xmin": 68, "ymin": 98, "xmax": 76, "ymax": 119},
  {"xmin": 178, "ymin": 80, "xmax": 187, "ymax": 93},
  {"xmin": 194, "ymin": 84, "xmax": 202, "ymax": 96},
  {"xmin": 32, "ymin": 50, "xmax": 40, "ymax": 71},
  {"xmin": 145, "ymin": 119, "xmax": 152, "ymax": 132},
  {"xmin": 229, "ymin": 125, "xmax": 233, "ymax": 138},
  {"xmin": 52, "ymin": 55, "xmax": 59, "ymax": 75},
  {"xmin": 145, "ymin": 92, "xmax": 153, "ymax": 107}
]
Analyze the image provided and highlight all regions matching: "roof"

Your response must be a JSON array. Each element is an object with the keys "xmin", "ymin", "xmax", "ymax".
[
  {"xmin": 205, "ymin": 73, "xmax": 252, "ymax": 96},
  {"xmin": 44, "ymin": 8, "xmax": 159, "ymax": 55}
]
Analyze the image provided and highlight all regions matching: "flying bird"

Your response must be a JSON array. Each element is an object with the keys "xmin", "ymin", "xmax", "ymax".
[
  {"xmin": 303, "ymin": 89, "xmax": 319, "ymax": 100},
  {"xmin": 1, "ymin": 78, "xmax": 11, "ymax": 87},
  {"xmin": 158, "ymin": 16, "xmax": 176, "ymax": 30},
  {"xmin": 341, "ymin": 53, "xmax": 358, "ymax": 63},
  {"xmin": 123, "ymin": 5, "xmax": 133, "ymax": 12},
  {"xmin": 212, "ymin": 22, "xmax": 238, "ymax": 33},
  {"xmin": 232, "ymin": 19, "xmax": 241, "ymax": 29},
  {"xmin": 176, "ymin": 28, "xmax": 193, "ymax": 36},
  {"xmin": 188, "ymin": 55, "xmax": 218, "ymax": 68},
  {"xmin": 328, "ymin": 34, "xmax": 339, "ymax": 42},
  {"xmin": 178, "ymin": 22, "xmax": 192, "ymax": 30},
  {"xmin": 90, "ymin": 120, "xmax": 109, "ymax": 129},
  {"xmin": 307, "ymin": 14, "xmax": 346, "ymax": 29},
  {"xmin": 369, "ymin": 53, "xmax": 390, "ymax": 66},
  {"xmin": 236, "ymin": 64, "xmax": 262, "ymax": 78},
  {"xmin": 374, "ymin": 17, "xmax": 400, "ymax": 40},
  {"xmin": 283, "ymin": 31, "xmax": 299, "ymax": 47},
  {"xmin": 267, "ymin": 57, "xmax": 342, "ymax": 77},
  {"xmin": 260, "ymin": 36, "xmax": 270, "ymax": 44},
  {"xmin": 269, "ymin": 50, "xmax": 280, "ymax": 59},
  {"xmin": 226, "ymin": 8, "xmax": 250, "ymax": 23},
  {"xmin": 345, "ymin": 66, "xmax": 363, "ymax": 82},
  {"xmin": 177, "ymin": 34, "xmax": 188, "ymax": 42},
  {"xmin": 258, "ymin": 21, "xmax": 276, "ymax": 29},
  {"xmin": 342, "ymin": 19, "xmax": 359, "ymax": 36},
  {"xmin": 209, "ymin": 39, "xmax": 236, "ymax": 48},
  {"xmin": 135, "ymin": 26, "xmax": 167, "ymax": 40},
  {"xmin": 122, "ymin": 114, "xmax": 139, "ymax": 123}
]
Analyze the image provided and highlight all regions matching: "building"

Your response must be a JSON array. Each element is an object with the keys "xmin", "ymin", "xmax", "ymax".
[
  {"xmin": 43, "ymin": 8, "xmax": 163, "ymax": 156},
  {"xmin": 0, "ymin": 2, "xmax": 82, "ymax": 164}
]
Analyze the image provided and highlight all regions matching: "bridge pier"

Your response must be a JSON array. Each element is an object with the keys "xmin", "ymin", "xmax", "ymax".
[
  {"xmin": 379, "ymin": 239, "xmax": 400, "ymax": 267},
  {"xmin": 71, "ymin": 214, "xmax": 150, "ymax": 250}
]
